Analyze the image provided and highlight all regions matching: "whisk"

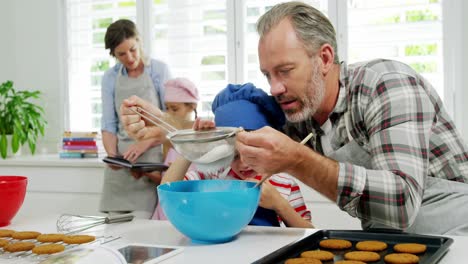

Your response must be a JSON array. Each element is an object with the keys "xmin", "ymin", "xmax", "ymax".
[{"xmin": 56, "ymin": 213, "xmax": 135, "ymax": 234}]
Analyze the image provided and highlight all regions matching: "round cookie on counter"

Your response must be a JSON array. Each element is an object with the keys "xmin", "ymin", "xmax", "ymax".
[
  {"xmin": 384, "ymin": 253, "xmax": 420, "ymax": 264},
  {"xmin": 285, "ymin": 258, "xmax": 322, "ymax": 264},
  {"xmin": 0, "ymin": 229, "xmax": 15, "ymax": 237},
  {"xmin": 4, "ymin": 241, "xmax": 36, "ymax": 252},
  {"xmin": 355, "ymin": 240, "xmax": 388, "ymax": 251},
  {"xmin": 393, "ymin": 243, "xmax": 427, "ymax": 254},
  {"xmin": 33, "ymin": 244, "xmax": 66, "ymax": 255},
  {"xmin": 319, "ymin": 239, "xmax": 352, "ymax": 250},
  {"xmin": 12, "ymin": 231, "xmax": 41, "ymax": 240},
  {"xmin": 63, "ymin": 234, "xmax": 96, "ymax": 244},
  {"xmin": 37, "ymin": 233, "xmax": 66, "ymax": 243},
  {"xmin": 300, "ymin": 250, "xmax": 334, "ymax": 261},
  {"xmin": 344, "ymin": 251, "xmax": 381, "ymax": 262}
]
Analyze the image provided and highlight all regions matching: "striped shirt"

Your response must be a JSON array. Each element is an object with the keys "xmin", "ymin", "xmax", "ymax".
[
  {"xmin": 184, "ymin": 169, "xmax": 312, "ymax": 225},
  {"xmin": 285, "ymin": 59, "xmax": 468, "ymax": 230}
]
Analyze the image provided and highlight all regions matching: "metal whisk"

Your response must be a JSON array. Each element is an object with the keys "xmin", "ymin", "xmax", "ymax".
[{"xmin": 56, "ymin": 213, "xmax": 135, "ymax": 234}]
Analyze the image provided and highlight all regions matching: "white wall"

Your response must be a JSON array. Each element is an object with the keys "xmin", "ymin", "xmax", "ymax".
[
  {"xmin": 0, "ymin": 0, "xmax": 65, "ymax": 154},
  {"xmin": 458, "ymin": 1, "xmax": 468, "ymax": 140},
  {"xmin": 0, "ymin": 0, "xmax": 467, "ymax": 149},
  {"xmin": 0, "ymin": 2, "xmax": 14, "ymax": 80}
]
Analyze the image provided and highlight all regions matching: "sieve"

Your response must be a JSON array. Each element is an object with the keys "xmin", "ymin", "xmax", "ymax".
[{"xmin": 130, "ymin": 107, "xmax": 240, "ymax": 166}]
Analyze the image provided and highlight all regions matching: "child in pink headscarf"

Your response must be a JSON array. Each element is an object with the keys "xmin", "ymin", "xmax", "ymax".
[
  {"xmin": 152, "ymin": 77, "xmax": 200, "ymax": 220},
  {"xmin": 164, "ymin": 78, "xmax": 199, "ymax": 123}
]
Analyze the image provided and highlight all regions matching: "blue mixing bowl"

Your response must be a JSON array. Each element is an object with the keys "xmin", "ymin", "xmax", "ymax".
[{"xmin": 157, "ymin": 180, "xmax": 260, "ymax": 243}]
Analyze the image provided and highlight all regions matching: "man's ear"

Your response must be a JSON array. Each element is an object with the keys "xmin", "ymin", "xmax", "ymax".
[{"xmin": 318, "ymin": 43, "xmax": 335, "ymax": 75}]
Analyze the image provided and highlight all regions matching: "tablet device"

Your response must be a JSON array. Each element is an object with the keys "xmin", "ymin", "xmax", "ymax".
[
  {"xmin": 103, "ymin": 156, "xmax": 168, "ymax": 172},
  {"xmin": 118, "ymin": 244, "xmax": 183, "ymax": 263}
]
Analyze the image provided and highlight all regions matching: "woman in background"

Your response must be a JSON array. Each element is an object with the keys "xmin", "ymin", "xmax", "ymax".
[{"xmin": 99, "ymin": 19, "xmax": 171, "ymax": 218}]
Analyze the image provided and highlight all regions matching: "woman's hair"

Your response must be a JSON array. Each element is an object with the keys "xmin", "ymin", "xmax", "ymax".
[
  {"xmin": 104, "ymin": 19, "xmax": 143, "ymax": 58},
  {"xmin": 256, "ymin": 1, "xmax": 339, "ymax": 64}
]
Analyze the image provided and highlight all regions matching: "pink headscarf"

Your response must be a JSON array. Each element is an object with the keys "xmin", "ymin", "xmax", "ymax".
[{"xmin": 164, "ymin": 78, "xmax": 200, "ymax": 103}]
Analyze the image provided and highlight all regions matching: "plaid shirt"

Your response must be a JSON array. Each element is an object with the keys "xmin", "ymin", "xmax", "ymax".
[{"xmin": 285, "ymin": 59, "xmax": 468, "ymax": 229}]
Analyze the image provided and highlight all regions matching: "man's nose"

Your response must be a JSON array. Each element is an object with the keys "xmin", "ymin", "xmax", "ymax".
[{"xmin": 270, "ymin": 77, "xmax": 286, "ymax": 96}]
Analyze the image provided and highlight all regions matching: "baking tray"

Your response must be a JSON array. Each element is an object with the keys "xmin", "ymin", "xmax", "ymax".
[{"xmin": 253, "ymin": 229, "xmax": 453, "ymax": 264}]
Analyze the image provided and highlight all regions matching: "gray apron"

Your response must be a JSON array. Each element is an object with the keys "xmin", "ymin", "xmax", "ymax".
[
  {"xmin": 323, "ymin": 113, "xmax": 468, "ymax": 235},
  {"xmin": 99, "ymin": 65, "xmax": 163, "ymax": 216}
]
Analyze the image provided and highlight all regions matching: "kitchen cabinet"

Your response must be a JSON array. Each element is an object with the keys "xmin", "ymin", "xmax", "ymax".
[
  {"xmin": 0, "ymin": 154, "xmax": 361, "ymax": 229},
  {"xmin": 0, "ymin": 154, "xmax": 105, "ymax": 217}
]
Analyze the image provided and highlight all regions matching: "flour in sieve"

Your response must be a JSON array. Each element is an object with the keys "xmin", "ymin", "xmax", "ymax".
[{"xmin": 194, "ymin": 144, "xmax": 234, "ymax": 163}]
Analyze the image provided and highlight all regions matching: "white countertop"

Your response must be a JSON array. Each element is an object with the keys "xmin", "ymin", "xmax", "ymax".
[{"xmin": 4, "ymin": 213, "xmax": 468, "ymax": 263}]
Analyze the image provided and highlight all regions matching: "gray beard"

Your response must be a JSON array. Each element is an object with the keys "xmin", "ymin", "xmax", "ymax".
[{"xmin": 285, "ymin": 64, "xmax": 325, "ymax": 123}]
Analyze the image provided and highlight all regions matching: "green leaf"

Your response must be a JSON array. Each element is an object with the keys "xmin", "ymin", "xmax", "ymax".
[
  {"xmin": 28, "ymin": 136, "xmax": 36, "ymax": 154},
  {"xmin": 0, "ymin": 80, "xmax": 47, "ymax": 157},
  {"xmin": 11, "ymin": 132, "xmax": 19, "ymax": 153},
  {"xmin": 0, "ymin": 134, "xmax": 7, "ymax": 159}
]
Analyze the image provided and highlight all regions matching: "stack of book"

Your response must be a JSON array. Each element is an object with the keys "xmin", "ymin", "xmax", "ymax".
[{"xmin": 59, "ymin": 131, "xmax": 99, "ymax": 158}]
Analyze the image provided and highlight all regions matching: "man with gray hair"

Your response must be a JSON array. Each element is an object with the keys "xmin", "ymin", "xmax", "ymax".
[{"xmin": 236, "ymin": 1, "xmax": 468, "ymax": 235}]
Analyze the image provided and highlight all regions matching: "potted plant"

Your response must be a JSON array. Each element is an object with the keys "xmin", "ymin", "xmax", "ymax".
[{"xmin": 0, "ymin": 80, "xmax": 47, "ymax": 159}]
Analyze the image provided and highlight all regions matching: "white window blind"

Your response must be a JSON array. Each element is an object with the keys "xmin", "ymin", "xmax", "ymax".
[
  {"xmin": 150, "ymin": 0, "xmax": 228, "ymax": 118},
  {"xmin": 347, "ymin": 0, "xmax": 444, "ymax": 98},
  {"xmin": 66, "ymin": 0, "xmax": 136, "ymax": 131}
]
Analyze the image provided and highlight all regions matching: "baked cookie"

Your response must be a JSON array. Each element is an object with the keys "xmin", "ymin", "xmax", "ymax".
[
  {"xmin": 32, "ymin": 244, "xmax": 66, "ymax": 255},
  {"xmin": 11, "ymin": 231, "xmax": 41, "ymax": 240},
  {"xmin": 37, "ymin": 234, "xmax": 65, "ymax": 243},
  {"xmin": 0, "ymin": 229, "xmax": 15, "ymax": 237},
  {"xmin": 335, "ymin": 261, "xmax": 366, "ymax": 264},
  {"xmin": 0, "ymin": 238, "xmax": 10, "ymax": 247},
  {"xmin": 4, "ymin": 242, "xmax": 35, "ymax": 252},
  {"xmin": 62, "ymin": 235, "xmax": 96, "ymax": 244},
  {"xmin": 319, "ymin": 239, "xmax": 352, "ymax": 250},
  {"xmin": 384, "ymin": 253, "xmax": 420, "ymax": 264},
  {"xmin": 393, "ymin": 243, "xmax": 427, "ymax": 254},
  {"xmin": 285, "ymin": 258, "xmax": 322, "ymax": 264},
  {"xmin": 356, "ymin": 240, "xmax": 388, "ymax": 251},
  {"xmin": 344, "ymin": 251, "xmax": 381, "ymax": 262},
  {"xmin": 300, "ymin": 250, "xmax": 334, "ymax": 261}
]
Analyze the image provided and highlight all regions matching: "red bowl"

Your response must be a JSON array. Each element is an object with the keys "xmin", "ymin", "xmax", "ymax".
[{"xmin": 0, "ymin": 176, "xmax": 28, "ymax": 227}]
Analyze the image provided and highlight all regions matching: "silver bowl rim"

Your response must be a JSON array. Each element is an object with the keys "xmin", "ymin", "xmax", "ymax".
[{"xmin": 167, "ymin": 126, "xmax": 238, "ymax": 143}]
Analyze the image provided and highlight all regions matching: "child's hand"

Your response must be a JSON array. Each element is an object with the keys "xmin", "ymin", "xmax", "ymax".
[
  {"xmin": 258, "ymin": 181, "xmax": 287, "ymax": 211},
  {"xmin": 143, "ymin": 171, "xmax": 163, "ymax": 184},
  {"xmin": 130, "ymin": 170, "xmax": 145, "ymax": 180},
  {"xmin": 107, "ymin": 164, "xmax": 123, "ymax": 171},
  {"xmin": 193, "ymin": 117, "xmax": 215, "ymax": 130}
]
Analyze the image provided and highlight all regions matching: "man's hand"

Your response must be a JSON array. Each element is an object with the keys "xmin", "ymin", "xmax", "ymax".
[
  {"xmin": 236, "ymin": 126, "xmax": 300, "ymax": 176},
  {"xmin": 120, "ymin": 95, "xmax": 165, "ymax": 140}
]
